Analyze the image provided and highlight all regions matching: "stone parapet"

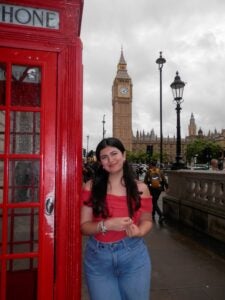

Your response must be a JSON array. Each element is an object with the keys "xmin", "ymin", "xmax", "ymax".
[{"xmin": 163, "ymin": 170, "xmax": 225, "ymax": 242}]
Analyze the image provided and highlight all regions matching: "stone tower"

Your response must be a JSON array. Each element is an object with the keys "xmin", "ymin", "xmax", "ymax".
[
  {"xmin": 112, "ymin": 49, "xmax": 132, "ymax": 151},
  {"xmin": 188, "ymin": 112, "xmax": 197, "ymax": 136}
]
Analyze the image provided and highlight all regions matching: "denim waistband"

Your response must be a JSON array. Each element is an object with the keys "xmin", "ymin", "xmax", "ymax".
[{"xmin": 88, "ymin": 236, "xmax": 143, "ymax": 250}]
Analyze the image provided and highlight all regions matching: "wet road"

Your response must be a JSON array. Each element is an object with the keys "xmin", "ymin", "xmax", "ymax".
[{"xmin": 82, "ymin": 199, "xmax": 225, "ymax": 300}]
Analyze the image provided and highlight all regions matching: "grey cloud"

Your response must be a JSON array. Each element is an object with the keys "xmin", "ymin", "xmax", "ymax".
[{"xmin": 82, "ymin": 0, "xmax": 225, "ymax": 150}]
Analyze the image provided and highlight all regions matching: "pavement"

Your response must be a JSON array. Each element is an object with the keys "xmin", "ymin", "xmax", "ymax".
[{"xmin": 81, "ymin": 197, "xmax": 225, "ymax": 300}]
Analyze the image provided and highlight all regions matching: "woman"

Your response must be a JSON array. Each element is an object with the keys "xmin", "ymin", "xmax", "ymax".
[{"xmin": 81, "ymin": 137, "xmax": 153, "ymax": 300}]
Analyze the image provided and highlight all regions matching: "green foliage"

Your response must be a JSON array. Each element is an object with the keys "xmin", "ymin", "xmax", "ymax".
[
  {"xmin": 186, "ymin": 139, "xmax": 223, "ymax": 164},
  {"xmin": 126, "ymin": 150, "xmax": 148, "ymax": 163},
  {"xmin": 126, "ymin": 150, "xmax": 167, "ymax": 164}
]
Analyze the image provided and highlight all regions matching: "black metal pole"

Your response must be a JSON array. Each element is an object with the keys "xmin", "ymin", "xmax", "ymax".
[
  {"xmin": 176, "ymin": 102, "xmax": 181, "ymax": 165},
  {"xmin": 102, "ymin": 115, "xmax": 106, "ymax": 139},
  {"xmin": 156, "ymin": 52, "xmax": 166, "ymax": 165},
  {"xmin": 86, "ymin": 135, "xmax": 89, "ymax": 159},
  {"xmin": 159, "ymin": 67, "xmax": 163, "ymax": 165}
]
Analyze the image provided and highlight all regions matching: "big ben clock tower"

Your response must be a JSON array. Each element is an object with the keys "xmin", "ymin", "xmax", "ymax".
[{"xmin": 112, "ymin": 49, "xmax": 132, "ymax": 151}]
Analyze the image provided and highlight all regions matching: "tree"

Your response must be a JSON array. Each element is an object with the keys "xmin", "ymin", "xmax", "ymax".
[
  {"xmin": 126, "ymin": 150, "xmax": 168, "ymax": 164},
  {"xmin": 186, "ymin": 139, "xmax": 223, "ymax": 164},
  {"xmin": 126, "ymin": 150, "xmax": 148, "ymax": 163}
]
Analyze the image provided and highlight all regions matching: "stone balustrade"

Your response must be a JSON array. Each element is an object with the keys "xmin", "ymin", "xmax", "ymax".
[{"xmin": 163, "ymin": 170, "xmax": 225, "ymax": 243}]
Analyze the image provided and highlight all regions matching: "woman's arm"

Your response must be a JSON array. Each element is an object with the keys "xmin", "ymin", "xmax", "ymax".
[
  {"xmin": 81, "ymin": 180, "xmax": 101, "ymax": 235},
  {"xmin": 126, "ymin": 181, "xmax": 153, "ymax": 237},
  {"xmin": 80, "ymin": 205, "xmax": 100, "ymax": 235},
  {"xmin": 136, "ymin": 212, "xmax": 153, "ymax": 236}
]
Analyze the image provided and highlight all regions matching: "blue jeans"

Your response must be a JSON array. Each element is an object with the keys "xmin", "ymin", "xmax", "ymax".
[{"xmin": 84, "ymin": 236, "xmax": 151, "ymax": 300}]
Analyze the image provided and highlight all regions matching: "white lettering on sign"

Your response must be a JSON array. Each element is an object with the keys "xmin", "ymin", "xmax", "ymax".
[{"xmin": 0, "ymin": 4, "xmax": 59, "ymax": 29}]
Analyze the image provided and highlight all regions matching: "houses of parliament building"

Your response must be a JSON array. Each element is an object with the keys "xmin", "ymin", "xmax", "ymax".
[{"xmin": 112, "ymin": 50, "xmax": 225, "ymax": 163}]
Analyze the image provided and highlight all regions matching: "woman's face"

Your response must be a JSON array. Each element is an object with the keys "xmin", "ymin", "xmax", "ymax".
[{"xmin": 99, "ymin": 146, "xmax": 125, "ymax": 174}]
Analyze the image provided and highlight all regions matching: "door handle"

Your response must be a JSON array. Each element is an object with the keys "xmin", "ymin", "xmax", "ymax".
[{"xmin": 45, "ymin": 196, "xmax": 54, "ymax": 215}]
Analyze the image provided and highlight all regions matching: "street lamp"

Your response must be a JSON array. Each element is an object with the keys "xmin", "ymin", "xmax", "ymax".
[
  {"xmin": 170, "ymin": 71, "xmax": 185, "ymax": 169},
  {"xmin": 156, "ymin": 51, "xmax": 166, "ymax": 165},
  {"xmin": 102, "ymin": 114, "xmax": 106, "ymax": 139},
  {"xmin": 86, "ymin": 135, "xmax": 89, "ymax": 159}
]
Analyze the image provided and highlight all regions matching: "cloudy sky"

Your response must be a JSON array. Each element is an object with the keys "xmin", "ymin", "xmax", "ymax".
[{"xmin": 81, "ymin": 0, "xmax": 225, "ymax": 151}]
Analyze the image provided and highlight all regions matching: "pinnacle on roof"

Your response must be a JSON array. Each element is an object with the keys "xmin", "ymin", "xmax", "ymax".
[
  {"xmin": 119, "ymin": 47, "xmax": 126, "ymax": 65},
  {"xmin": 116, "ymin": 48, "xmax": 131, "ymax": 80}
]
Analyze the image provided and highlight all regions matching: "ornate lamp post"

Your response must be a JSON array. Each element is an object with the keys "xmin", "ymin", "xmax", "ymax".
[
  {"xmin": 102, "ymin": 114, "xmax": 106, "ymax": 139},
  {"xmin": 156, "ymin": 51, "xmax": 166, "ymax": 165},
  {"xmin": 170, "ymin": 71, "xmax": 185, "ymax": 169}
]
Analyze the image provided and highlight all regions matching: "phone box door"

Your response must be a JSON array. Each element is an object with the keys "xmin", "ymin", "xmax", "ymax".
[{"xmin": 0, "ymin": 48, "xmax": 57, "ymax": 300}]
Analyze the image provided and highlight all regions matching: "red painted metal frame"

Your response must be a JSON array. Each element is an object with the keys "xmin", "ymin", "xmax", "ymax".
[
  {"xmin": 0, "ymin": 48, "xmax": 57, "ymax": 300},
  {"xmin": 38, "ymin": 51, "xmax": 57, "ymax": 300},
  {"xmin": 0, "ymin": 1, "xmax": 84, "ymax": 299}
]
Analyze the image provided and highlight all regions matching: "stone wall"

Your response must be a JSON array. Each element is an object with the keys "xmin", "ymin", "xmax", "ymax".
[{"xmin": 163, "ymin": 170, "xmax": 225, "ymax": 243}]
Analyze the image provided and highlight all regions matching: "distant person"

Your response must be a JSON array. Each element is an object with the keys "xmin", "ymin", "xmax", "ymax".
[
  {"xmin": 81, "ymin": 137, "xmax": 153, "ymax": 300},
  {"xmin": 211, "ymin": 159, "xmax": 219, "ymax": 170},
  {"xmin": 136, "ymin": 163, "xmax": 144, "ymax": 179},
  {"xmin": 144, "ymin": 161, "xmax": 168, "ymax": 223},
  {"xmin": 82, "ymin": 162, "xmax": 95, "ymax": 183}
]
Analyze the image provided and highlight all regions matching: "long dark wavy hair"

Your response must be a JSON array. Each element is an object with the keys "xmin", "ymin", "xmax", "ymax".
[{"xmin": 85, "ymin": 137, "xmax": 141, "ymax": 218}]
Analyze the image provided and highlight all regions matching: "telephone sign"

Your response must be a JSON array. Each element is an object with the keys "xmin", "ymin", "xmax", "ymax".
[{"xmin": 0, "ymin": 3, "xmax": 59, "ymax": 29}]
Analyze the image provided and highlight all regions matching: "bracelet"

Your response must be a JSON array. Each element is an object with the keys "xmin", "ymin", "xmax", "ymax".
[
  {"xmin": 98, "ymin": 220, "xmax": 108, "ymax": 234},
  {"xmin": 97, "ymin": 222, "xmax": 101, "ymax": 233}
]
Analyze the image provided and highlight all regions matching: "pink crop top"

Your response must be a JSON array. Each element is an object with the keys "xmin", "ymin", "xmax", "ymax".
[{"xmin": 82, "ymin": 190, "xmax": 152, "ymax": 242}]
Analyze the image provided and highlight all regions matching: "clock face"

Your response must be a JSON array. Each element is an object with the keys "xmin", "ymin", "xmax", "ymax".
[{"xmin": 120, "ymin": 86, "xmax": 128, "ymax": 95}]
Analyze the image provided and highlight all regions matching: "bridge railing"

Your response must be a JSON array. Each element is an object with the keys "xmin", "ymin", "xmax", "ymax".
[{"xmin": 163, "ymin": 170, "xmax": 225, "ymax": 242}]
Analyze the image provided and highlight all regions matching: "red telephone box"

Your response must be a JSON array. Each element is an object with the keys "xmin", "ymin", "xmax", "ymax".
[{"xmin": 0, "ymin": 1, "xmax": 83, "ymax": 299}]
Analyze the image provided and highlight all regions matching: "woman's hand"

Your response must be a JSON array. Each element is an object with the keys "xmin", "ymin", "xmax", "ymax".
[
  {"xmin": 125, "ymin": 223, "xmax": 141, "ymax": 237},
  {"xmin": 126, "ymin": 213, "xmax": 153, "ymax": 237},
  {"xmin": 105, "ymin": 217, "xmax": 133, "ymax": 231}
]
